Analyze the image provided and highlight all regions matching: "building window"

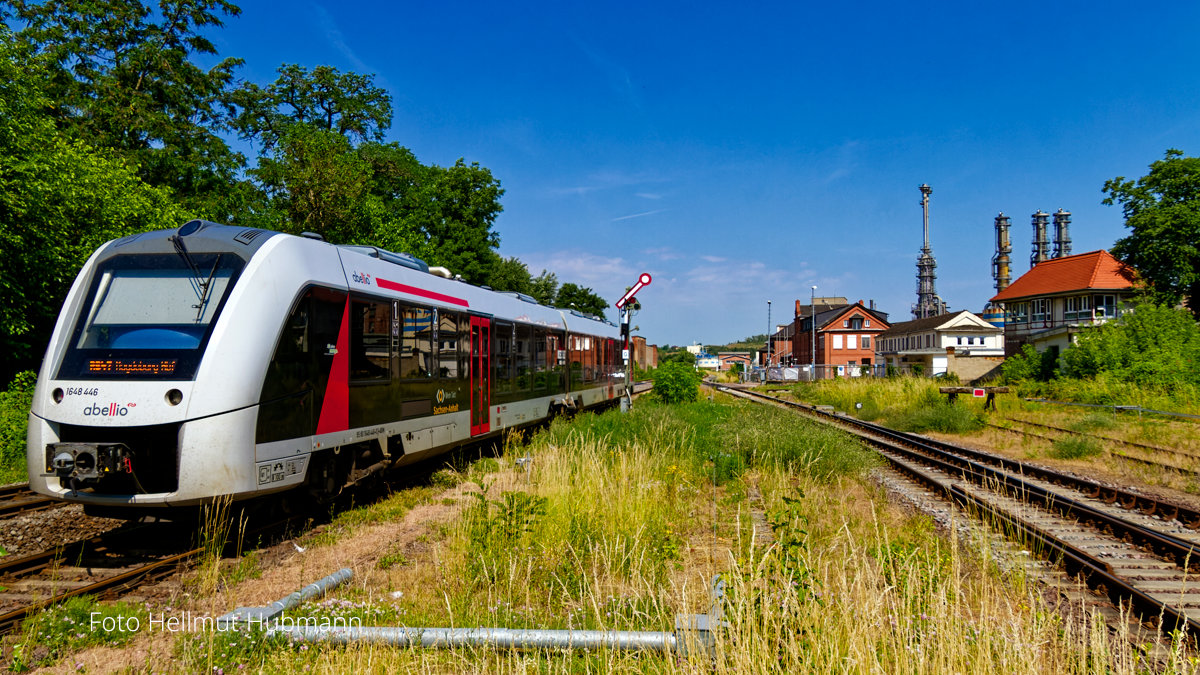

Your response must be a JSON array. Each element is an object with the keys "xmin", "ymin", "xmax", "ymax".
[
  {"xmin": 861, "ymin": 336, "xmax": 871, "ymax": 349},
  {"xmin": 1031, "ymin": 298, "xmax": 1048, "ymax": 324},
  {"xmin": 849, "ymin": 317, "xmax": 863, "ymax": 329},
  {"xmin": 847, "ymin": 335, "xmax": 857, "ymax": 349},
  {"xmin": 1007, "ymin": 302, "xmax": 1029, "ymax": 324},
  {"xmin": 833, "ymin": 334, "xmax": 843, "ymax": 349},
  {"xmin": 1094, "ymin": 295, "xmax": 1116, "ymax": 319},
  {"xmin": 1065, "ymin": 295, "xmax": 1091, "ymax": 322},
  {"xmin": 865, "ymin": 319, "xmax": 871, "ymax": 328}
]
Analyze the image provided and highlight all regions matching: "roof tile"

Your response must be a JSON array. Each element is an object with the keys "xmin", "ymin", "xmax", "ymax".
[{"xmin": 989, "ymin": 250, "xmax": 1136, "ymax": 303}]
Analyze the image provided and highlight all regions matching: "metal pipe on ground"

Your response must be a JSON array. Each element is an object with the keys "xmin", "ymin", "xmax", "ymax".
[
  {"xmin": 217, "ymin": 567, "xmax": 354, "ymax": 627},
  {"xmin": 268, "ymin": 612, "xmax": 721, "ymax": 656}
]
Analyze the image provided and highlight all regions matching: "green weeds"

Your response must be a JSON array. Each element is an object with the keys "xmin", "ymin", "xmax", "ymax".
[
  {"xmin": 1050, "ymin": 436, "xmax": 1103, "ymax": 460},
  {"xmin": 10, "ymin": 596, "xmax": 146, "ymax": 671}
]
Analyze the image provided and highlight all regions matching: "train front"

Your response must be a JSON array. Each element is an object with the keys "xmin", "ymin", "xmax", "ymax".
[{"xmin": 26, "ymin": 221, "xmax": 281, "ymax": 516}]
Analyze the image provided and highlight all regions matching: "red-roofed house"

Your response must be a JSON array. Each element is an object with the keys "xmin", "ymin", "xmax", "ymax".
[{"xmin": 989, "ymin": 250, "xmax": 1138, "ymax": 356}]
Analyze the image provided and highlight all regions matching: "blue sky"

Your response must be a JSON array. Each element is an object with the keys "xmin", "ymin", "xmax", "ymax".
[{"xmin": 212, "ymin": 1, "xmax": 1200, "ymax": 347}]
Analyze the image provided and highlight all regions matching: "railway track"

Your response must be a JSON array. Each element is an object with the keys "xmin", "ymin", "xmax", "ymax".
[
  {"xmin": 0, "ymin": 525, "xmax": 200, "ymax": 635},
  {"xmin": 0, "ymin": 484, "xmax": 62, "ymax": 519},
  {"xmin": 984, "ymin": 420, "xmax": 1196, "ymax": 474},
  {"xmin": 707, "ymin": 383, "xmax": 1200, "ymax": 636}
]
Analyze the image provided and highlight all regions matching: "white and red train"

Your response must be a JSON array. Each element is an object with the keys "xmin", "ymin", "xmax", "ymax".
[{"xmin": 27, "ymin": 220, "xmax": 622, "ymax": 518}]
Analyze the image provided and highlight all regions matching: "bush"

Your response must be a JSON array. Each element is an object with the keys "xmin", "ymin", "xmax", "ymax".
[
  {"xmin": 651, "ymin": 361, "xmax": 700, "ymax": 404},
  {"xmin": 0, "ymin": 371, "xmax": 36, "ymax": 483},
  {"xmin": 1002, "ymin": 344, "xmax": 1058, "ymax": 382}
]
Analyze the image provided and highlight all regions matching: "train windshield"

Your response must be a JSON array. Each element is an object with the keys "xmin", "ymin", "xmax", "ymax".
[{"xmin": 57, "ymin": 253, "xmax": 245, "ymax": 380}]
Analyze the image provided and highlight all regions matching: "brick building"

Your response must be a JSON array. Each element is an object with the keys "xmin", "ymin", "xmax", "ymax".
[
  {"xmin": 792, "ymin": 301, "xmax": 890, "ymax": 379},
  {"xmin": 718, "ymin": 352, "xmax": 753, "ymax": 371},
  {"xmin": 630, "ymin": 335, "xmax": 659, "ymax": 370}
]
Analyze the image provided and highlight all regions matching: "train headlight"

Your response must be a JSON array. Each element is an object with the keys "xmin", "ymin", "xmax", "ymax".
[
  {"xmin": 52, "ymin": 388, "xmax": 64, "ymax": 403},
  {"xmin": 165, "ymin": 389, "xmax": 183, "ymax": 406}
]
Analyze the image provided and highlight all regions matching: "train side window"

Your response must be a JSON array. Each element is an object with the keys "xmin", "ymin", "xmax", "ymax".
[
  {"xmin": 514, "ymin": 323, "xmax": 532, "ymax": 391},
  {"xmin": 533, "ymin": 329, "xmax": 548, "ymax": 391},
  {"xmin": 438, "ymin": 310, "xmax": 460, "ymax": 379},
  {"xmin": 398, "ymin": 304, "xmax": 434, "ymax": 379},
  {"xmin": 350, "ymin": 296, "xmax": 391, "ymax": 381},
  {"xmin": 493, "ymin": 320, "xmax": 513, "ymax": 395}
]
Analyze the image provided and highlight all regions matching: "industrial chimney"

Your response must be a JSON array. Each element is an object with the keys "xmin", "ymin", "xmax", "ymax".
[
  {"xmin": 912, "ymin": 184, "xmax": 947, "ymax": 319},
  {"xmin": 1030, "ymin": 210, "xmax": 1050, "ymax": 267},
  {"xmin": 1052, "ymin": 209, "xmax": 1072, "ymax": 258},
  {"xmin": 992, "ymin": 212, "xmax": 1012, "ymax": 293}
]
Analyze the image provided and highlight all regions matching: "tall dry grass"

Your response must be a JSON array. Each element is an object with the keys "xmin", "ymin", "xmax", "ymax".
[{"xmin": 171, "ymin": 399, "xmax": 1185, "ymax": 673}]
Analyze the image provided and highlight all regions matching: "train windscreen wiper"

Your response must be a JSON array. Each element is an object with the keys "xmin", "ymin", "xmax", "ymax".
[{"xmin": 169, "ymin": 233, "xmax": 220, "ymax": 321}]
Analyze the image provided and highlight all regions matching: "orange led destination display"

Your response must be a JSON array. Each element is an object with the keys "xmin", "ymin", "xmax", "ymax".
[{"xmin": 87, "ymin": 358, "xmax": 178, "ymax": 376}]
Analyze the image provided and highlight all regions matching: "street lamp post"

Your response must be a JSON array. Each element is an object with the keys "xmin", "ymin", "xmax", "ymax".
[
  {"xmin": 810, "ymin": 286, "xmax": 817, "ymax": 381},
  {"xmin": 766, "ymin": 300, "xmax": 772, "ymax": 372}
]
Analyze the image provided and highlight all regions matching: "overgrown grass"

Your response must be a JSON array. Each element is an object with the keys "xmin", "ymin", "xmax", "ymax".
[
  {"xmin": 1070, "ymin": 413, "xmax": 1118, "ymax": 433},
  {"xmin": 1012, "ymin": 373, "xmax": 1200, "ymax": 416},
  {"xmin": 27, "ymin": 397, "xmax": 1156, "ymax": 672},
  {"xmin": 1050, "ymin": 436, "xmax": 1103, "ymax": 460},
  {"xmin": 790, "ymin": 377, "xmax": 986, "ymax": 434}
]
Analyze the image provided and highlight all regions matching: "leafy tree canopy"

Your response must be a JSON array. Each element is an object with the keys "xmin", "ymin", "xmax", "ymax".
[
  {"xmin": 557, "ymin": 282, "xmax": 609, "ymax": 319},
  {"xmin": 1106, "ymin": 149, "xmax": 1200, "ymax": 318},
  {"xmin": 529, "ymin": 270, "xmax": 559, "ymax": 305},
  {"xmin": 230, "ymin": 63, "xmax": 392, "ymax": 150},
  {"xmin": 7, "ymin": 0, "xmax": 246, "ymax": 213},
  {"xmin": 0, "ymin": 34, "xmax": 185, "ymax": 378},
  {"xmin": 488, "ymin": 256, "xmax": 533, "ymax": 295}
]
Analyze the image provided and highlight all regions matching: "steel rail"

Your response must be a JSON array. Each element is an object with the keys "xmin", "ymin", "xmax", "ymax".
[
  {"xmin": 708, "ymin": 383, "xmax": 1200, "ymax": 636},
  {"xmin": 0, "ymin": 484, "xmax": 61, "ymax": 518},
  {"xmin": 709, "ymin": 384, "xmax": 1200, "ymax": 528},
  {"xmin": 1000, "ymin": 416, "xmax": 1200, "ymax": 461},
  {"xmin": 984, "ymin": 422, "xmax": 1190, "ymax": 473}
]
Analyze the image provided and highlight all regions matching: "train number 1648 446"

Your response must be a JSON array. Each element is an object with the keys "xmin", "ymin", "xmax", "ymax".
[{"xmin": 65, "ymin": 387, "xmax": 99, "ymax": 397}]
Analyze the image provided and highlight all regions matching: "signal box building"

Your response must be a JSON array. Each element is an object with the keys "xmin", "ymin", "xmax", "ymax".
[
  {"xmin": 989, "ymin": 250, "xmax": 1138, "ymax": 356},
  {"xmin": 792, "ymin": 301, "xmax": 890, "ymax": 379},
  {"xmin": 875, "ymin": 310, "xmax": 1003, "ymax": 381},
  {"xmin": 718, "ymin": 352, "xmax": 753, "ymax": 371}
]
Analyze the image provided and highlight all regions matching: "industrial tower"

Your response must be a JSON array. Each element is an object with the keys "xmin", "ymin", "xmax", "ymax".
[{"xmin": 912, "ymin": 184, "xmax": 947, "ymax": 319}]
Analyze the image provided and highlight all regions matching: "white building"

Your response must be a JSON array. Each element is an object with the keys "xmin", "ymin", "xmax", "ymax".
[{"xmin": 875, "ymin": 310, "xmax": 1004, "ymax": 381}]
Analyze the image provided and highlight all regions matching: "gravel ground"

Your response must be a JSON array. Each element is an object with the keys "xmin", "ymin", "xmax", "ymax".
[{"xmin": 0, "ymin": 504, "xmax": 126, "ymax": 558}]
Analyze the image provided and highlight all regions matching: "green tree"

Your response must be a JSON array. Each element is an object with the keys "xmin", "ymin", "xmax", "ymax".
[
  {"xmin": 230, "ymin": 63, "xmax": 392, "ymax": 150},
  {"xmin": 488, "ymin": 256, "xmax": 533, "ymax": 294},
  {"xmin": 529, "ymin": 270, "xmax": 559, "ymax": 305},
  {"xmin": 0, "ymin": 34, "xmax": 186, "ymax": 378},
  {"xmin": 251, "ymin": 125, "xmax": 373, "ymax": 241},
  {"xmin": 8, "ymin": 0, "xmax": 246, "ymax": 214},
  {"xmin": 1105, "ymin": 149, "xmax": 1200, "ymax": 318},
  {"xmin": 407, "ymin": 160, "xmax": 504, "ymax": 284},
  {"xmin": 556, "ymin": 282, "xmax": 609, "ymax": 318},
  {"xmin": 662, "ymin": 350, "xmax": 696, "ymax": 366}
]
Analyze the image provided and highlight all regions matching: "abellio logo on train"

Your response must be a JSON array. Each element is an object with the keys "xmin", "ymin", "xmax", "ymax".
[
  {"xmin": 351, "ymin": 271, "xmax": 372, "ymax": 286},
  {"xmin": 83, "ymin": 402, "xmax": 135, "ymax": 417}
]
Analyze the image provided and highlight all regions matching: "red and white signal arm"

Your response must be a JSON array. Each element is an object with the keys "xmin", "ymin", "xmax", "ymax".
[
  {"xmin": 972, "ymin": 388, "xmax": 986, "ymax": 397},
  {"xmin": 616, "ymin": 273, "xmax": 652, "ymax": 309}
]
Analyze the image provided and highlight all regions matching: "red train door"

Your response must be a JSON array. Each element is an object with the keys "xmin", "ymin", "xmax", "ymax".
[{"xmin": 470, "ymin": 316, "xmax": 491, "ymax": 436}]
